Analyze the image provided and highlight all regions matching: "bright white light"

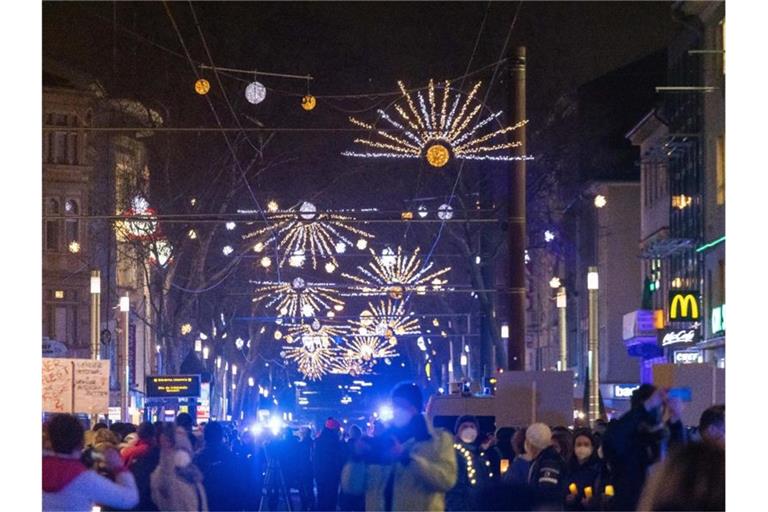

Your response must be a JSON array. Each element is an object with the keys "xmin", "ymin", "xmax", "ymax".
[
  {"xmin": 544, "ymin": 230, "xmax": 555, "ymax": 242},
  {"xmin": 199, "ymin": 332, "xmax": 208, "ymax": 340},
  {"xmin": 301, "ymin": 304, "xmax": 314, "ymax": 317},
  {"xmin": 253, "ymin": 242, "xmax": 264, "ymax": 253},
  {"xmin": 501, "ymin": 324, "xmax": 509, "ymax": 339},
  {"xmin": 556, "ymin": 288, "xmax": 567, "ymax": 309},
  {"xmin": 335, "ymin": 242, "xmax": 347, "ymax": 254},
  {"xmin": 68, "ymin": 241, "xmax": 81, "ymax": 254},
  {"xmin": 245, "ymin": 81, "xmax": 267, "ymax": 104},
  {"xmin": 132, "ymin": 195, "xmax": 150, "ymax": 213},
  {"xmin": 549, "ymin": 277, "xmax": 561, "ymax": 289},
  {"xmin": 417, "ymin": 205, "xmax": 428, "ymax": 218},
  {"xmin": 356, "ymin": 239, "xmax": 368, "ymax": 250},
  {"xmin": 188, "ymin": 229, "xmax": 197, "ymax": 240},
  {"xmin": 194, "ymin": 339, "xmax": 202, "ymax": 352},
  {"xmin": 266, "ymin": 200, "xmax": 279, "ymax": 212},
  {"xmin": 268, "ymin": 416, "xmax": 283, "ymax": 436},
  {"xmin": 216, "ymin": 356, "xmax": 221, "ymax": 369},
  {"xmin": 381, "ymin": 247, "xmax": 396, "ymax": 267},
  {"xmin": 588, "ymin": 270, "xmax": 599, "ymax": 290},
  {"xmin": 235, "ymin": 337, "xmax": 245, "ymax": 350},
  {"xmin": 460, "ymin": 354, "xmax": 468, "ymax": 366},
  {"xmin": 248, "ymin": 377, "xmax": 255, "ymax": 387},
  {"xmin": 90, "ymin": 275, "xmax": 101, "ymax": 294},
  {"xmin": 260, "ymin": 256, "xmax": 272, "ymax": 268},
  {"xmin": 226, "ymin": 222, "xmax": 236, "ymax": 231},
  {"xmin": 202, "ymin": 346, "xmax": 209, "ymax": 360},
  {"xmin": 437, "ymin": 204, "xmax": 454, "ymax": 220},
  {"xmin": 464, "ymin": 344, "xmax": 470, "ymax": 353},
  {"xmin": 251, "ymin": 423, "xmax": 264, "ymax": 435},
  {"xmin": 524, "ymin": 250, "xmax": 530, "ymax": 264},
  {"xmin": 231, "ymin": 364, "xmax": 237, "ymax": 375},
  {"xmin": 378, "ymin": 404, "xmax": 394, "ymax": 422},
  {"xmin": 274, "ymin": 330, "xmax": 283, "ymax": 340},
  {"xmin": 594, "ymin": 195, "xmax": 607, "ymax": 208},
  {"xmin": 475, "ymin": 255, "xmax": 481, "ymax": 265},
  {"xmin": 298, "ymin": 201, "xmax": 318, "ymax": 221},
  {"xmin": 289, "ymin": 250, "xmax": 306, "ymax": 268},
  {"xmin": 222, "ymin": 245, "xmax": 234, "ymax": 256},
  {"xmin": 333, "ymin": 304, "xmax": 344, "ymax": 312},
  {"xmin": 119, "ymin": 296, "xmax": 130, "ymax": 312},
  {"xmin": 326, "ymin": 311, "xmax": 335, "ymax": 318},
  {"xmin": 325, "ymin": 261, "xmax": 336, "ymax": 273}
]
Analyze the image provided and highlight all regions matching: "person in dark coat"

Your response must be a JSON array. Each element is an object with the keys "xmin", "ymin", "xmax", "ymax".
[
  {"xmin": 503, "ymin": 428, "xmax": 532, "ymax": 486},
  {"xmin": 564, "ymin": 429, "xmax": 603, "ymax": 511},
  {"xmin": 525, "ymin": 423, "xmax": 566, "ymax": 509},
  {"xmin": 446, "ymin": 415, "xmax": 487, "ymax": 511},
  {"xmin": 338, "ymin": 425, "xmax": 364, "ymax": 512},
  {"xmin": 128, "ymin": 425, "xmax": 162, "ymax": 511},
  {"xmin": 314, "ymin": 418, "xmax": 345, "ymax": 511},
  {"xmin": 601, "ymin": 384, "xmax": 687, "ymax": 511},
  {"xmin": 295, "ymin": 427, "xmax": 316, "ymax": 511},
  {"xmin": 193, "ymin": 421, "xmax": 245, "ymax": 511}
]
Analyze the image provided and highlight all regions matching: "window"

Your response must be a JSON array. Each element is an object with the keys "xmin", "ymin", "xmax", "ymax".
[
  {"xmin": 45, "ymin": 113, "xmax": 79, "ymax": 165},
  {"xmin": 64, "ymin": 199, "xmax": 80, "ymax": 250},
  {"xmin": 716, "ymin": 136, "xmax": 725, "ymax": 205},
  {"xmin": 45, "ymin": 198, "xmax": 60, "ymax": 252}
]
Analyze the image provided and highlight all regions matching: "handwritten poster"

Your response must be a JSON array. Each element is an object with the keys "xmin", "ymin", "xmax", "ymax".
[{"xmin": 42, "ymin": 358, "xmax": 110, "ymax": 414}]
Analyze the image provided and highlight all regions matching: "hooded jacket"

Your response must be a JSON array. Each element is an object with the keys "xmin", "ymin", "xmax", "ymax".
[
  {"xmin": 42, "ymin": 453, "xmax": 139, "ymax": 512},
  {"xmin": 341, "ymin": 414, "xmax": 457, "ymax": 512}
]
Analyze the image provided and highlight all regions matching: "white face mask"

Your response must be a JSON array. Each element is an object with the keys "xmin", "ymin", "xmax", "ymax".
[
  {"xmin": 174, "ymin": 449, "xmax": 192, "ymax": 468},
  {"xmin": 574, "ymin": 446, "xmax": 593, "ymax": 461},
  {"xmin": 459, "ymin": 427, "xmax": 478, "ymax": 444},
  {"xmin": 391, "ymin": 407, "xmax": 412, "ymax": 428}
]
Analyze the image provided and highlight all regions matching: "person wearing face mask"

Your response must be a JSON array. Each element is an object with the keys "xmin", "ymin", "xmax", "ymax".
[
  {"xmin": 564, "ymin": 430, "xmax": 602, "ymax": 511},
  {"xmin": 341, "ymin": 382, "xmax": 457, "ymax": 511},
  {"xmin": 150, "ymin": 423, "xmax": 208, "ymax": 511},
  {"xmin": 446, "ymin": 416, "xmax": 486, "ymax": 511}
]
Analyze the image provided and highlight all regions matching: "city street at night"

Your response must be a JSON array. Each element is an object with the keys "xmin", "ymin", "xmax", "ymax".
[{"xmin": 7, "ymin": 0, "xmax": 763, "ymax": 510}]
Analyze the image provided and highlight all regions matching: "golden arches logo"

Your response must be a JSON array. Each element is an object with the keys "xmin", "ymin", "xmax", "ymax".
[{"xmin": 669, "ymin": 292, "xmax": 699, "ymax": 320}]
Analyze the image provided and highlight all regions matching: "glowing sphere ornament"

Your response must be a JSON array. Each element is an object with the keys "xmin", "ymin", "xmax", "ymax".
[
  {"xmin": 437, "ymin": 204, "xmax": 454, "ymax": 220},
  {"xmin": 425, "ymin": 143, "xmax": 451, "ymax": 168},
  {"xmin": 301, "ymin": 95, "xmax": 317, "ymax": 111},
  {"xmin": 68, "ymin": 241, "xmax": 81, "ymax": 254},
  {"xmin": 245, "ymin": 81, "xmax": 267, "ymax": 104},
  {"xmin": 194, "ymin": 78, "xmax": 211, "ymax": 95}
]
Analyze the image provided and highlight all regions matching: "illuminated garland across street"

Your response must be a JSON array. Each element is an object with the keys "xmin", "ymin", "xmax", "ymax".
[
  {"xmin": 281, "ymin": 319, "xmax": 348, "ymax": 380},
  {"xmin": 241, "ymin": 201, "xmax": 374, "ymax": 269},
  {"xmin": 343, "ymin": 80, "xmax": 531, "ymax": 167},
  {"xmin": 250, "ymin": 277, "xmax": 345, "ymax": 319},
  {"xmin": 342, "ymin": 335, "xmax": 399, "ymax": 363},
  {"xmin": 342, "ymin": 246, "xmax": 451, "ymax": 299}
]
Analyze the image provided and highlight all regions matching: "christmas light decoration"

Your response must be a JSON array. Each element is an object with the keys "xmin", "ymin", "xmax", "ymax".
[
  {"xmin": 594, "ymin": 195, "xmax": 607, "ymax": 208},
  {"xmin": 342, "ymin": 335, "xmax": 399, "ymax": 363},
  {"xmin": 245, "ymin": 81, "xmax": 266, "ymax": 104},
  {"xmin": 343, "ymin": 79, "xmax": 531, "ymax": 166},
  {"xmin": 417, "ymin": 205, "xmax": 428, "ymax": 218},
  {"xmin": 349, "ymin": 299, "xmax": 420, "ymax": 340},
  {"xmin": 194, "ymin": 78, "xmax": 211, "ymax": 95},
  {"xmin": 149, "ymin": 239, "xmax": 173, "ymax": 267},
  {"xmin": 260, "ymin": 256, "xmax": 272, "ymax": 268},
  {"xmin": 282, "ymin": 320, "xmax": 346, "ymax": 380},
  {"xmin": 180, "ymin": 323, "xmax": 192, "ymax": 336},
  {"xmin": 226, "ymin": 222, "xmax": 237, "ymax": 230},
  {"xmin": 454, "ymin": 443, "xmax": 478, "ymax": 485},
  {"xmin": 301, "ymin": 95, "xmax": 317, "ymax": 111},
  {"xmin": 241, "ymin": 201, "xmax": 374, "ymax": 269},
  {"xmin": 342, "ymin": 246, "xmax": 450, "ymax": 298},
  {"xmin": 222, "ymin": 245, "xmax": 234, "ymax": 256},
  {"xmin": 251, "ymin": 277, "xmax": 345, "ymax": 319},
  {"xmin": 68, "ymin": 241, "xmax": 81, "ymax": 254},
  {"xmin": 437, "ymin": 204, "xmax": 454, "ymax": 220}
]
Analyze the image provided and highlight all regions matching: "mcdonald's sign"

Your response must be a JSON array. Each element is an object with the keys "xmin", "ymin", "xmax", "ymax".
[{"xmin": 668, "ymin": 291, "xmax": 700, "ymax": 321}]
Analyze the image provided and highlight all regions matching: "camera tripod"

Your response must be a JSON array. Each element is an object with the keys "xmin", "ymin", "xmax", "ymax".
[{"xmin": 259, "ymin": 448, "xmax": 293, "ymax": 512}]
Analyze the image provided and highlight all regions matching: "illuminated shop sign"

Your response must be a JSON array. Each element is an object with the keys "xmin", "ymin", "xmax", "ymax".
[
  {"xmin": 674, "ymin": 350, "xmax": 702, "ymax": 364},
  {"xmin": 669, "ymin": 291, "xmax": 700, "ymax": 321},
  {"xmin": 711, "ymin": 304, "xmax": 725, "ymax": 334},
  {"xmin": 146, "ymin": 375, "xmax": 201, "ymax": 398},
  {"xmin": 661, "ymin": 329, "xmax": 698, "ymax": 347},
  {"xmin": 613, "ymin": 384, "xmax": 640, "ymax": 399}
]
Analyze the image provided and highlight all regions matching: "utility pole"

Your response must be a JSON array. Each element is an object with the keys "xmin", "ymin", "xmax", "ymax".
[{"xmin": 508, "ymin": 46, "xmax": 527, "ymax": 370}]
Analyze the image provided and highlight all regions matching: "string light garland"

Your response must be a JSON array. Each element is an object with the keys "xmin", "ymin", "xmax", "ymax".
[
  {"xmin": 281, "ymin": 319, "xmax": 347, "ymax": 380},
  {"xmin": 250, "ymin": 277, "xmax": 345, "ymax": 319},
  {"xmin": 241, "ymin": 201, "xmax": 374, "ymax": 269},
  {"xmin": 454, "ymin": 443, "xmax": 478, "ymax": 486},
  {"xmin": 341, "ymin": 335, "xmax": 399, "ymax": 366},
  {"xmin": 342, "ymin": 246, "xmax": 451, "ymax": 299},
  {"xmin": 343, "ymin": 79, "xmax": 532, "ymax": 167}
]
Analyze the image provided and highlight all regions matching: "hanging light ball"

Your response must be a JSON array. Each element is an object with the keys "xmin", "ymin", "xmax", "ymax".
[
  {"xmin": 301, "ymin": 95, "xmax": 317, "ymax": 111},
  {"xmin": 437, "ymin": 204, "xmax": 454, "ymax": 220},
  {"xmin": 245, "ymin": 81, "xmax": 267, "ymax": 104},
  {"xmin": 194, "ymin": 78, "xmax": 211, "ymax": 95},
  {"xmin": 425, "ymin": 143, "xmax": 450, "ymax": 168}
]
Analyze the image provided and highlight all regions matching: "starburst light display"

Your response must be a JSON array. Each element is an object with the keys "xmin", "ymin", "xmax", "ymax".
[
  {"xmin": 342, "ymin": 246, "xmax": 451, "ymax": 299},
  {"xmin": 281, "ymin": 319, "xmax": 347, "ymax": 380},
  {"xmin": 343, "ymin": 80, "xmax": 531, "ymax": 167},
  {"xmin": 251, "ymin": 277, "xmax": 345, "ymax": 319},
  {"xmin": 342, "ymin": 335, "xmax": 399, "ymax": 363},
  {"xmin": 241, "ymin": 201, "xmax": 374, "ymax": 269},
  {"xmin": 349, "ymin": 299, "xmax": 420, "ymax": 341}
]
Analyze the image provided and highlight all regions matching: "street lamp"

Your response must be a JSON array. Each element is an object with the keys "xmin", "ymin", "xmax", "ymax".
[
  {"xmin": 557, "ymin": 287, "xmax": 567, "ymax": 372},
  {"xmin": 90, "ymin": 271, "xmax": 101, "ymax": 360},
  {"xmin": 594, "ymin": 195, "xmax": 607, "ymax": 208},
  {"xmin": 587, "ymin": 267, "xmax": 600, "ymax": 427},
  {"xmin": 119, "ymin": 294, "xmax": 130, "ymax": 422},
  {"xmin": 549, "ymin": 277, "xmax": 561, "ymax": 289}
]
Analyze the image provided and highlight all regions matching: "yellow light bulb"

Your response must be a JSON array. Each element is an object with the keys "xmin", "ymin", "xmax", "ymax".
[
  {"xmin": 195, "ymin": 78, "xmax": 211, "ymax": 95},
  {"xmin": 425, "ymin": 143, "xmax": 450, "ymax": 167}
]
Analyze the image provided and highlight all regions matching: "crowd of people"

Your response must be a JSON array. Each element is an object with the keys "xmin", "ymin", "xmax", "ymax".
[{"xmin": 42, "ymin": 382, "xmax": 725, "ymax": 511}]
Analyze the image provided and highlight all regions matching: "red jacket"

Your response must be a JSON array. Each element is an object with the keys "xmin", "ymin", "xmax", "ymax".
[{"xmin": 121, "ymin": 439, "xmax": 152, "ymax": 467}]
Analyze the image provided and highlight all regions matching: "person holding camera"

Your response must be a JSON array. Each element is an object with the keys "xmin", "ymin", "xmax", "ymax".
[
  {"xmin": 341, "ymin": 382, "xmax": 457, "ymax": 511},
  {"xmin": 601, "ymin": 384, "xmax": 687, "ymax": 511}
]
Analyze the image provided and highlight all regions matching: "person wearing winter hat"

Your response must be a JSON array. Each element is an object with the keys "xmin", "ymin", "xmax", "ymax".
[
  {"xmin": 341, "ymin": 382, "xmax": 457, "ymax": 511},
  {"xmin": 446, "ymin": 415, "xmax": 487, "ymax": 511},
  {"xmin": 565, "ymin": 429, "xmax": 605, "ymax": 511},
  {"xmin": 525, "ymin": 423, "xmax": 566, "ymax": 508},
  {"xmin": 314, "ymin": 417, "xmax": 345, "ymax": 511},
  {"xmin": 43, "ymin": 414, "xmax": 139, "ymax": 512}
]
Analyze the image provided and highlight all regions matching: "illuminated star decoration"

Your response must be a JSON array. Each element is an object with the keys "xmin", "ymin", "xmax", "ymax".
[
  {"xmin": 281, "ymin": 319, "xmax": 347, "ymax": 380},
  {"xmin": 349, "ymin": 299, "xmax": 420, "ymax": 342},
  {"xmin": 342, "ymin": 79, "xmax": 531, "ymax": 167},
  {"xmin": 342, "ymin": 335, "xmax": 399, "ymax": 365},
  {"xmin": 251, "ymin": 277, "xmax": 345, "ymax": 319},
  {"xmin": 342, "ymin": 246, "xmax": 451, "ymax": 299},
  {"xmin": 241, "ymin": 201, "xmax": 374, "ymax": 269}
]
